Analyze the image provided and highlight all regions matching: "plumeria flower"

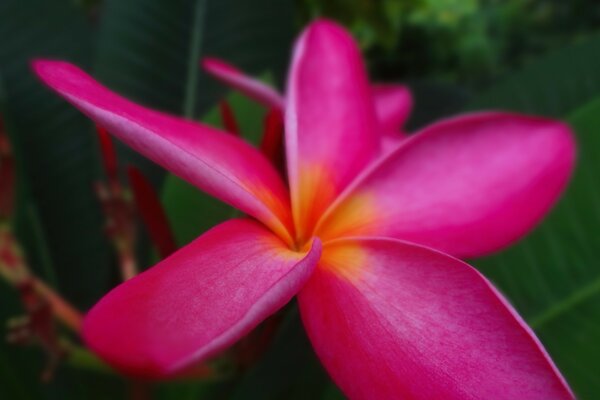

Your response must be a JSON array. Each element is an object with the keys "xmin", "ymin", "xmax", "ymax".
[{"xmin": 33, "ymin": 20, "xmax": 575, "ymax": 400}]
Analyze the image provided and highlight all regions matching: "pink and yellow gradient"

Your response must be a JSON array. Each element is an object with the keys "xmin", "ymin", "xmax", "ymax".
[{"xmin": 34, "ymin": 19, "xmax": 575, "ymax": 400}]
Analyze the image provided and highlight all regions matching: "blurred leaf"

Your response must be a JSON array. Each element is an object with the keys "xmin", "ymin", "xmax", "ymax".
[
  {"xmin": 320, "ymin": 385, "xmax": 345, "ymax": 400},
  {"xmin": 229, "ymin": 306, "xmax": 330, "ymax": 400},
  {"xmin": 0, "ymin": 1, "xmax": 125, "ymax": 397},
  {"xmin": 468, "ymin": 33, "xmax": 600, "ymax": 116},
  {"xmin": 0, "ymin": 283, "xmax": 36, "ymax": 400},
  {"xmin": 0, "ymin": 0, "xmax": 110, "ymax": 309},
  {"xmin": 299, "ymin": 0, "xmax": 600, "ymax": 86},
  {"xmin": 474, "ymin": 97, "xmax": 600, "ymax": 399},
  {"xmin": 155, "ymin": 380, "xmax": 213, "ymax": 400},
  {"xmin": 405, "ymin": 81, "xmax": 470, "ymax": 131},
  {"xmin": 94, "ymin": 0, "xmax": 293, "ymax": 185},
  {"xmin": 162, "ymin": 176, "xmax": 230, "ymax": 247}
]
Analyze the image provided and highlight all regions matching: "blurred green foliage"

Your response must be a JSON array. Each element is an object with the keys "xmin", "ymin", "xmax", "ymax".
[{"xmin": 298, "ymin": 0, "xmax": 600, "ymax": 86}]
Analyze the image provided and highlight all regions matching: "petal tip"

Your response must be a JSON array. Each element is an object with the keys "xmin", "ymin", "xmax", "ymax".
[
  {"xmin": 553, "ymin": 119, "xmax": 577, "ymax": 157},
  {"xmin": 31, "ymin": 59, "xmax": 90, "ymax": 97},
  {"xmin": 31, "ymin": 58, "xmax": 76, "ymax": 80},
  {"xmin": 30, "ymin": 58, "xmax": 56, "ymax": 72},
  {"xmin": 307, "ymin": 236, "xmax": 323, "ymax": 259},
  {"xmin": 302, "ymin": 19, "xmax": 355, "ymax": 49},
  {"xmin": 516, "ymin": 113, "xmax": 578, "ymax": 180},
  {"xmin": 81, "ymin": 279, "xmax": 179, "ymax": 379},
  {"xmin": 306, "ymin": 18, "xmax": 345, "ymax": 34},
  {"xmin": 200, "ymin": 57, "xmax": 238, "ymax": 75},
  {"xmin": 81, "ymin": 220, "xmax": 321, "ymax": 379}
]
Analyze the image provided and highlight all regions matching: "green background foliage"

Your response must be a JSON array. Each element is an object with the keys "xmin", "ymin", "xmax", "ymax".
[{"xmin": 1, "ymin": 0, "xmax": 600, "ymax": 398}]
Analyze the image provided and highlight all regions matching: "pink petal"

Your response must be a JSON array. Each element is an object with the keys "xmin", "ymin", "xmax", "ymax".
[
  {"xmin": 372, "ymin": 83, "xmax": 412, "ymax": 133},
  {"xmin": 33, "ymin": 60, "xmax": 294, "ymax": 243},
  {"xmin": 372, "ymin": 84, "xmax": 413, "ymax": 153},
  {"xmin": 83, "ymin": 219, "xmax": 321, "ymax": 378},
  {"xmin": 201, "ymin": 57, "xmax": 284, "ymax": 109},
  {"xmin": 317, "ymin": 112, "xmax": 576, "ymax": 258},
  {"xmin": 285, "ymin": 19, "xmax": 379, "ymax": 242},
  {"xmin": 299, "ymin": 238, "xmax": 573, "ymax": 400}
]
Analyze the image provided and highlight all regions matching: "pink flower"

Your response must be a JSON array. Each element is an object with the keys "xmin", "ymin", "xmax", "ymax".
[{"xmin": 34, "ymin": 20, "xmax": 575, "ymax": 400}]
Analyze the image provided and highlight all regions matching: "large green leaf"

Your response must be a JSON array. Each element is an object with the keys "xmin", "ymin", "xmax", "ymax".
[
  {"xmin": 94, "ymin": 0, "xmax": 294, "ymax": 184},
  {"xmin": 95, "ymin": 0, "xmax": 293, "ymax": 114},
  {"xmin": 0, "ymin": 0, "xmax": 110, "ymax": 310},
  {"xmin": 0, "ymin": 1, "xmax": 123, "ymax": 398},
  {"xmin": 468, "ymin": 33, "xmax": 600, "ymax": 116}
]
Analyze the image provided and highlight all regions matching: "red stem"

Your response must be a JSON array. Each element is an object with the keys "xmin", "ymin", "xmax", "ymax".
[
  {"xmin": 219, "ymin": 100, "xmax": 240, "ymax": 136},
  {"xmin": 260, "ymin": 108, "xmax": 285, "ymax": 169},
  {"xmin": 127, "ymin": 166, "xmax": 177, "ymax": 259},
  {"xmin": 96, "ymin": 126, "xmax": 119, "ymax": 183},
  {"xmin": 0, "ymin": 117, "xmax": 15, "ymax": 219},
  {"xmin": 33, "ymin": 278, "xmax": 83, "ymax": 333}
]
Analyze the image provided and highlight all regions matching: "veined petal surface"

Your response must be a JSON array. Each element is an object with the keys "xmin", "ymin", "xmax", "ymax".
[
  {"xmin": 317, "ymin": 112, "xmax": 576, "ymax": 258},
  {"xmin": 299, "ymin": 238, "xmax": 573, "ymax": 400},
  {"xmin": 33, "ymin": 60, "xmax": 294, "ymax": 242},
  {"xmin": 83, "ymin": 219, "xmax": 321, "ymax": 377}
]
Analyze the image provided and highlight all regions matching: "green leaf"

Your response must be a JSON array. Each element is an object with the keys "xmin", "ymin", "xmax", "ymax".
[
  {"xmin": 0, "ymin": 2, "xmax": 132, "ymax": 398},
  {"xmin": 0, "ymin": 0, "xmax": 111, "ymax": 309},
  {"xmin": 468, "ymin": 33, "xmax": 600, "ymax": 116},
  {"xmin": 0, "ymin": 2, "xmax": 128, "ymax": 397},
  {"xmin": 474, "ymin": 98, "xmax": 600, "ymax": 399},
  {"xmin": 94, "ymin": 0, "xmax": 294, "ymax": 184},
  {"xmin": 229, "ymin": 306, "xmax": 331, "ymax": 400},
  {"xmin": 162, "ymin": 176, "xmax": 230, "ymax": 247},
  {"xmin": 320, "ymin": 385, "xmax": 345, "ymax": 400}
]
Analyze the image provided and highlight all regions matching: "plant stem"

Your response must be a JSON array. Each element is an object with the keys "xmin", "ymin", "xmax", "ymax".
[
  {"xmin": 33, "ymin": 278, "xmax": 83, "ymax": 333},
  {"xmin": 182, "ymin": 0, "xmax": 207, "ymax": 118},
  {"xmin": 118, "ymin": 246, "xmax": 138, "ymax": 281}
]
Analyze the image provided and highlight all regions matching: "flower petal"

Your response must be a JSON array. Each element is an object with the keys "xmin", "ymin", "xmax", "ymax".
[
  {"xmin": 299, "ymin": 238, "xmax": 573, "ymax": 400},
  {"xmin": 372, "ymin": 83, "xmax": 412, "ymax": 133},
  {"xmin": 202, "ymin": 58, "xmax": 412, "ymax": 154},
  {"xmin": 285, "ymin": 19, "xmax": 379, "ymax": 242},
  {"xmin": 202, "ymin": 57, "xmax": 284, "ymax": 109},
  {"xmin": 83, "ymin": 219, "xmax": 321, "ymax": 378},
  {"xmin": 317, "ymin": 112, "xmax": 576, "ymax": 258},
  {"xmin": 372, "ymin": 84, "xmax": 413, "ymax": 153},
  {"xmin": 33, "ymin": 60, "xmax": 293, "ymax": 242},
  {"xmin": 201, "ymin": 58, "xmax": 412, "ymax": 153}
]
